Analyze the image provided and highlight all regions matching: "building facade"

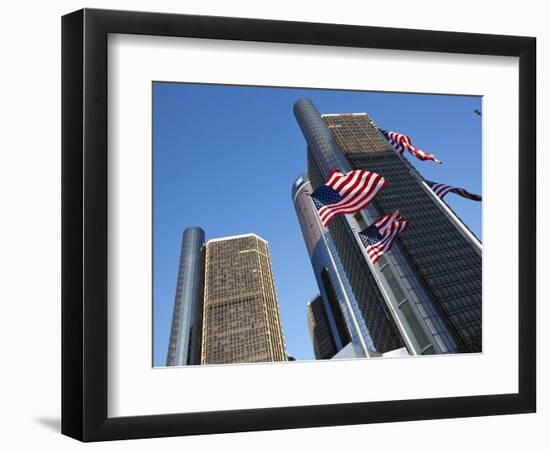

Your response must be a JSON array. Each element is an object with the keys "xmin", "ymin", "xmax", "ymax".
[
  {"xmin": 293, "ymin": 173, "xmax": 376, "ymax": 358},
  {"xmin": 307, "ymin": 295, "xmax": 337, "ymax": 359},
  {"xmin": 166, "ymin": 227, "xmax": 206, "ymax": 366},
  {"xmin": 293, "ymin": 98, "xmax": 482, "ymax": 355},
  {"xmin": 201, "ymin": 234, "xmax": 287, "ymax": 364}
]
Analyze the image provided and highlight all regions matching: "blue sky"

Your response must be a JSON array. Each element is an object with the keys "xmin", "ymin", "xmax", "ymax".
[{"xmin": 153, "ymin": 82, "xmax": 482, "ymax": 366}]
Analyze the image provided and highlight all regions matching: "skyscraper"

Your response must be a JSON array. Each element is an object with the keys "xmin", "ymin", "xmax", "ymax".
[
  {"xmin": 307, "ymin": 295, "xmax": 338, "ymax": 359},
  {"xmin": 293, "ymin": 173, "xmax": 377, "ymax": 358},
  {"xmin": 201, "ymin": 234, "xmax": 287, "ymax": 364},
  {"xmin": 293, "ymin": 98, "xmax": 482, "ymax": 355},
  {"xmin": 166, "ymin": 227, "xmax": 205, "ymax": 366}
]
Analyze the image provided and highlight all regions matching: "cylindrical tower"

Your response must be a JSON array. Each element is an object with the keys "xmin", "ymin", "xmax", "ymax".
[
  {"xmin": 293, "ymin": 98, "xmax": 352, "ymax": 178},
  {"xmin": 166, "ymin": 226, "xmax": 205, "ymax": 366},
  {"xmin": 293, "ymin": 173, "xmax": 376, "ymax": 357}
]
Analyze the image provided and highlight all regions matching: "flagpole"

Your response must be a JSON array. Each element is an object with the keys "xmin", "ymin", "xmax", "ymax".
[
  {"xmin": 308, "ymin": 185, "xmax": 434, "ymax": 356},
  {"xmin": 420, "ymin": 180, "xmax": 482, "ymax": 254},
  {"xmin": 346, "ymin": 219, "xmax": 420, "ymax": 356},
  {"xmin": 376, "ymin": 127, "xmax": 482, "ymax": 255}
]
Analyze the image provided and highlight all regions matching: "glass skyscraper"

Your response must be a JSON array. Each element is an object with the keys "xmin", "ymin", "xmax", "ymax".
[
  {"xmin": 201, "ymin": 234, "xmax": 287, "ymax": 364},
  {"xmin": 293, "ymin": 98, "xmax": 482, "ymax": 355},
  {"xmin": 307, "ymin": 295, "xmax": 337, "ymax": 359},
  {"xmin": 293, "ymin": 173, "xmax": 377, "ymax": 358},
  {"xmin": 166, "ymin": 227, "xmax": 206, "ymax": 366}
]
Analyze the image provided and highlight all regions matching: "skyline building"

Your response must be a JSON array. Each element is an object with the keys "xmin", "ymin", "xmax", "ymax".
[
  {"xmin": 306, "ymin": 295, "xmax": 338, "ymax": 359},
  {"xmin": 293, "ymin": 98, "xmax": 482, "ymax": 355},
  {"xmin": 293, "ymin": 173, "xmax": 377, "ymax": 358},
  {"xmin": 166, "ymin": 227, "xmax": 206, "ymax": 366},
  {"xmin": 201, "ymin": 234, "xmax": 287, "ymax": 364}
]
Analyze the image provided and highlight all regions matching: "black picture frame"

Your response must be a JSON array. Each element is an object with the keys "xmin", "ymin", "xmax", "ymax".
[{"xmin": 61, "ymin": 8, "xmax": 536, "ymax": 442}]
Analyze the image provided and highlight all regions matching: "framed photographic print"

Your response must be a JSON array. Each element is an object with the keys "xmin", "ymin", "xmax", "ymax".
[{"xmin": 61, "ymin": 8, "xmax": 536, "ymax": 442}]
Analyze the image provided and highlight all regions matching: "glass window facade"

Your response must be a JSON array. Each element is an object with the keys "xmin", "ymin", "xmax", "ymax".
[
  {"xmin": 307, "ymin": 155, "xmax": 405, "ymax": 353},
  {"xmin": 307, "ymin": 295, "xmax": 338, "ymax": 359},
  {"xmin": 320, "ymin": 268, "xmax": 351, "ymax": 346},
  {"xmin": 293, "ymin": 174, "xmax": 377, "ymax": 356},
  {"xmin": 201, "ymin": 235, "xmax": 287, "ymax": 364},
  {"xmin": 166, "ymin": 227, "xmax": 205, "ymax": 366},
  {"xmin": 323, "ymin": 113, "xmax": 482, "ymax": 349},
  {"xmin": 293, "ymin": 97, "xmax": 481, "ymax": 354}
]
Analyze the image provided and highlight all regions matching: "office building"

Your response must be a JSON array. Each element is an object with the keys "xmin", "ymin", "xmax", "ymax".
[
  {"xmin": 293, "ymin": 98, "xmax": 482, "ymax": 355},
  {"xmin": 201, "ymin": 234, "xmax": 287, "ymax": 364},
  {"xmin": 307, "ymin": 295, "xmax": 338, "ymax": 359},
  {"xmin": 166, "ymin": 227, "xmax": 206, "ymax": 366},
  {"xmin": 293, "ymin": 173, "xmax": 376, "ymax": 358}
]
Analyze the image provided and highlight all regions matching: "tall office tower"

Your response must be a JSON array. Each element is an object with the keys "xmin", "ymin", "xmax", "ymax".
[
  {"xmin": 307, "ymin": 295, "xmax": 337, "ymax": 359},
  {"xmin": 293, "ymin": 173, "xmax": 376, "ymax": 358},
  {"xmin": 201, "ymin": 234, "xmax": 287, "ymax": 364},
  {"xmin": 166, "ymin": 227, "xmax": 206, "ymax": 366},
  {"xmin": 293, "ymin": 98, "xmax": 482, "ymax": 355}
]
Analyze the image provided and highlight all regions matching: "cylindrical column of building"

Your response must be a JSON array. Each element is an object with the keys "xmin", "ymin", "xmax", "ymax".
[
  {"xmin": 293, "ymin": 98, "xmax": 352, "ymax": 178},
  {"xmin": 292, "ymin": 173, "xmax": 377, "ymax": 357},
  {"xmin": 166, "ymin": 226, "xmax": 205, "ymax": 366}
]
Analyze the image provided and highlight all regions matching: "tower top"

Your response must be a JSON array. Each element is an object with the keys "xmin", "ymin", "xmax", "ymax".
[
  {"xmin": 321, "ymin": 113, "xmax": 367, "ymax": 117},
  {"xmin": 206, "ymin": 233, "xmax": 268, "ymax": 245}
]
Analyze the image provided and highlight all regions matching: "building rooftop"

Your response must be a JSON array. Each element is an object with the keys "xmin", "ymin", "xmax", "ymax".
[
  {"xmin": 321, "ymin": 113, "xmax": 367, "ymax": 117},
  {"xmin": 206, "ymin": 233, "xmax": 268, "ymax": 245}
]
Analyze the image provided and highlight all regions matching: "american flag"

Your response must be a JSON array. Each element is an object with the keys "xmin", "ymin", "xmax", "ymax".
[
  {"xmin": 358, "ymin": 211, "xmax": 408, "ymax": 265},
  {"xmin": 310, "ymin": 169, "xmax": 387, "ymax": 227},
  {"xmin": 379, "ymin": 128, "xmax": 442, "ymax": 164},
  {"xmin": 426, "ymin": 180, "xmax": 482, "ymax": 202}
]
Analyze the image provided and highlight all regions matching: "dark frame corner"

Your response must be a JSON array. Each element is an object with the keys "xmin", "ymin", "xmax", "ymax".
[{"xmin": 62, "ymin": 8, "xmax": 536, "ymax": 442}]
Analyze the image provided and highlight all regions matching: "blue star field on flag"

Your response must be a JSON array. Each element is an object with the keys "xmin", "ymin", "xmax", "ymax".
[
  {"xmin": 309, "ymin": 169, "xmax": 387, "ymax": 227},
  {"xmin": 426, "ymin": 180, "xmax": 482, "ymax": 202},
  {"xmin": 358, "ymin": 211, "xmax": 408, "ymax": 265}
]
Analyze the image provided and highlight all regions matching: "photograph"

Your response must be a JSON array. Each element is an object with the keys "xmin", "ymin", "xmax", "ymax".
[
  {"xmin": 0, "ymin": 1, "xmax": 542, "ymax": 447},
  {"xmin": 152, "ymin": 83, "xmax": 483, "ymax": 367}
]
